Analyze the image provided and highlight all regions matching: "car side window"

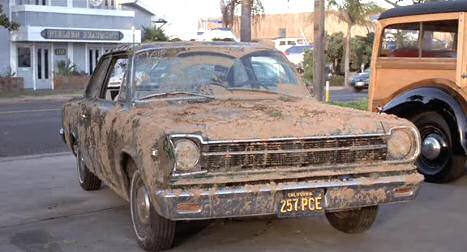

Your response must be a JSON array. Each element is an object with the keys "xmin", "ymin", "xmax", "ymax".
[
  {"xmin": 101, "ymin": 57, "xmax": 129, "ymax": 101},
  {"xmin": 380, "ymin": 20, "xmax": 458, "ymax": 58},
  {"xmin": 380, "ymin": 22, "xmax": 420, "ymax": 57},
  {"xmin": 421, "ymin": 20, "xmax": 458, "ymax": 58},
  {"xmin": 85, "ymin": 57, "xmax": 111, "ymax": 98}
]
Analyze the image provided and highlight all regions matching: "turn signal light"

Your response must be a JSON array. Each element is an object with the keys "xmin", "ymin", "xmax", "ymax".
[
  {"xmin": 176, "ymin": 203, "xmax": 201, "ymax": 213},
  {"xmin": 393, "ymin": 187, "xmax": 414, "ymax": 197}
]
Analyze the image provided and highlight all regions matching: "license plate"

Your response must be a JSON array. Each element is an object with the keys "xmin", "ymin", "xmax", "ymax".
[
  {"xmin": 278, "ymin": 190, "xmax": 325, "ymax": 218},
  {"xmin": 356, "ymin": 81, "xmax": 365, "ymax": 86}
]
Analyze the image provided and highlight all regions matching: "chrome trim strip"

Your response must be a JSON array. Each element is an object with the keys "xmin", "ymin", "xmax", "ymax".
[
  {"xmin": 169, "ymin": 132, "xmax": 388, "ymax": 145},
  {"xmin": 160, "ymin": 173, "xmax": 424, "ymax": 198},
  {"xmin": 201, "ymin": 144, "xmax": 387, "ymax": 156}
]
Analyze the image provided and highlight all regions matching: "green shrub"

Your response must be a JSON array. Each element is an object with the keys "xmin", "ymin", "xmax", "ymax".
[
  {"xmin": 142, "ymin": 26, "xmax": 168, "ymax": 42},
  {"xmin": 330, "ymin": 99, "xmax": 368, "ymax": 111},
  {"xmin": 330, "ymin": 75, "xmax": 344, "ymax": 86}
]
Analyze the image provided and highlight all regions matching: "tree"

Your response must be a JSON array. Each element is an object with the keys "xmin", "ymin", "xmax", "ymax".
[
  {"xmin": 328, "ymin": 0, "xmax": 382, "ymax": 87},
  {"xmin": 241, "ymin": 0, "xmax": 252, "ymax": 41},
  {"xmin": 219, "ymin": 0, "xmax": 264, "ymax": 41},
  {"xmin": 382, "ymin": 0, "xmax": 443, "ymax": 7},
  {"xmin": 0, "ymin": 5, "xmax": 19, "ymax": 31},
  {"xmin": 313, "ymin": 0, "xmax": 326, "ymax": 101},
  {"xmin": 142, "ymin": 26, "xmax": 168, "ymax": 42}
]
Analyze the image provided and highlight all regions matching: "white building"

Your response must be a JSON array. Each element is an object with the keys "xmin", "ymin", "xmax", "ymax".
[{"xmin": 0, "ymin": 0, "xmax": 154, "ymax": 90}]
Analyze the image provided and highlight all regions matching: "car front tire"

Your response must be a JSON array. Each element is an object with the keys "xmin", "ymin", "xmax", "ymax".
[
  {"xmin": 326, "ymin": 206, "xmax": 378, "ymax": 233},
  {"xmin": 411, "ymin": 112, "xmax": 465, "ymax": 183},
  {"xmin": 130, "ymin": 170, "xmax": 176, "ymax": 251},
  {"xmin": 73, "ymin": 143, "xmax": 101, "ymax": 191}
]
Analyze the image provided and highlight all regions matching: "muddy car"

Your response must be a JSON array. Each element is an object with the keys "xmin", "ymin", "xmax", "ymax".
[
  {"xmin": 369, "ymin": 1, "xmax": 467, "ymax": 183},
  {"xmin": 61, "ymin": 42, "xmax": 423, "ymax": 251}
]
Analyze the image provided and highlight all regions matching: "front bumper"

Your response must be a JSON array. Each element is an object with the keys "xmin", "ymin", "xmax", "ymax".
[{"xmin": 154, "ymin": 172, "xmax": 424, "ymax": 221}]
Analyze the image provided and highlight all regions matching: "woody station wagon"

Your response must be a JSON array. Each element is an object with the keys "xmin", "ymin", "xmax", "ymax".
[{"xmin": 370, "ymin": 1, "xmax": 467, "ymax": 183}]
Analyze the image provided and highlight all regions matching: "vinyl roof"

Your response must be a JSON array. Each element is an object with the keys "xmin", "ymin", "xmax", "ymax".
[{"xmin": 378, "ymin": 1, "xmax": 467, "ymax": 20}]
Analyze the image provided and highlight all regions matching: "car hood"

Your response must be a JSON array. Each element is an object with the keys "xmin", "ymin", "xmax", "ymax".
[{"xmin": 132, "ymin": 97, "xmax": 411, "ymax": 141}]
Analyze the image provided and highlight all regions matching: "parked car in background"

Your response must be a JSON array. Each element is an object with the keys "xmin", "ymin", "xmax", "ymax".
[
  {"xmin": 195, "ymin": 28, "xmax": 238, "ymax": 42},
  {"xmin": 351, "ymin": 69, "xmax": 370, "ymax": 92},
  {"xmin": 61, "ymin": 42, "xmax": 423, "ymax": 251},
  {"xmin": 284, "ymin": 45, "xmax": 314, "ymax": 71},
  {"xmin": 274, "ymin": 37, "xmax": 308, "ymax": 52},
  {"xmin": 369, "ymin": 1, "xmax": 467, "ymax": 183}
]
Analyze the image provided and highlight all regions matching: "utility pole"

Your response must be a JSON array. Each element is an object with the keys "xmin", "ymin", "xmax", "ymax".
[
  {"xmin": 313, "ymin": 0, "xmax": 325, "ymax": 102},
  {"xmin": 240, "ymin": 0, "xmax": 252, "ymax": 42}
]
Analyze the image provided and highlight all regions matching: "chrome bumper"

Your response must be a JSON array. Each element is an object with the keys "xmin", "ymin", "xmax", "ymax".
[{"xmin": 154, "ymin": 172, "xmax": 424, "ymax": 221}]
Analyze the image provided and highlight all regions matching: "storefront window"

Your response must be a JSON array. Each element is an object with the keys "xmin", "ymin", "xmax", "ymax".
[{"xmin": 17, "ymin": 47, "xmax": 31, "ymax": 68}]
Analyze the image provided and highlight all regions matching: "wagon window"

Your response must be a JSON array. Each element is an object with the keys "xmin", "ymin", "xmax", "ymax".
[
  {"xmin": 380, "ymin": 22, "xmax": 420, "ymax": 57},
  {"xmin": 421, "ymin": 20, "xmax": 458, "ymax": 58}
]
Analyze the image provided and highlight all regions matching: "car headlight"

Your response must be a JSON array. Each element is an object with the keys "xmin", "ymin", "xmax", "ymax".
[
  {"xmin": 387, "ymin": 128, "xmax": 415, "ymax": 160},
  {"xmin": 174, "ymin": 139, "xmax": 200, "ymax": 172}
]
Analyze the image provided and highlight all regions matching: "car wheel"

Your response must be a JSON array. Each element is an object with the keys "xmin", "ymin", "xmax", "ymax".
[
  {"xmin": 326, "ymin": 206, "xmax": 378, "ymax": 233},
  {"xmin": 73, "ymin": 143, "xmax": 101, "ymax": 191},
  {"xmin": 130, "ymin": 170, "xmax": 176, "ymax": 251},
  {"xmin": 411, "ymin": 112, "xmax": 465, "ymax": 183}
]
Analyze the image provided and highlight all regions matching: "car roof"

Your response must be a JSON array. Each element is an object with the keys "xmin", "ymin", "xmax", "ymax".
[
  {"xmin": 379, "ymin": 1, "xmax": 467, "ymax": 20},
  {"xmin": 109, "ymin": 41, "xmax": 273, "ymax": 56}
]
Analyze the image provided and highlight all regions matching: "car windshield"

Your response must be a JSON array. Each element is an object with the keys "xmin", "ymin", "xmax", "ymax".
[{"xmin": 133, "ymin": 49, "xmax": 305, "ymax": 100}]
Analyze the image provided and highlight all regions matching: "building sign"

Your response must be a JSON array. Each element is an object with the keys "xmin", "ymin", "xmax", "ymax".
[
  {"xmin": 55, "ymin": 48, "xmax": 67, "ymax": 56},
  {"xmin": 41, "ymin": 29, "xmax": 124, "ymax": 41}
]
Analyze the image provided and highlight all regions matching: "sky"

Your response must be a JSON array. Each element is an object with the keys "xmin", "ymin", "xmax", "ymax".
[{"xmin": 142, "ymin": 0, "xmax": 413, "ymax": 39}]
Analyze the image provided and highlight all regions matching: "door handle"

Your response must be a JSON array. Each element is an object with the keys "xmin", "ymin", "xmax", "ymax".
[{"xmin": 461, "ymin": 73, "xmax": 467, "ymax": 79}]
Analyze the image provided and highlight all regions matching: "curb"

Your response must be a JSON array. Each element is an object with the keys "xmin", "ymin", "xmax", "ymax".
[
  {"xmin": 0, "ymin": 152, "xmax": 72, "ymax": 163},
  {"xmin": 0, "ymin": 95, "xmax": 81, "ymax": 105}
]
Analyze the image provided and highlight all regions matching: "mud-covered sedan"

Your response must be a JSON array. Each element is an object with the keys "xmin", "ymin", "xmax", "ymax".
[{"xmin": 61, "ymin": 42, "xmax": 423, "ymax": 251}]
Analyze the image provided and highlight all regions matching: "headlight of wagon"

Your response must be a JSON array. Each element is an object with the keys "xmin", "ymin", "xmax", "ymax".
[
  {"xmin": 173, "ymin": 139, "xmax": 201, "ymax": 172},
  {"xmin": 387, "ymin": 127, "xmax": 420, "ymax": 161}
]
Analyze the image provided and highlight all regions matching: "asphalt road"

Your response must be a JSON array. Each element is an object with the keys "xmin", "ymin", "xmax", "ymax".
[
  {"xmin": 0, "ymin": 88, "xmax": 367, "ymax": 158},
  {"xmin": 0, "ymin": 154, "xmax": 466, "ymax": 252},
  {"xmin": 0, "ymin": 101, "xmax": 68, "ymax": 157}
]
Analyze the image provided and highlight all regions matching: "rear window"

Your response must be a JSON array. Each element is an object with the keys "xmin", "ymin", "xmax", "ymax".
[{"xmin": 380, "ymin": 20, "xmax": 458, "ymax": 58}]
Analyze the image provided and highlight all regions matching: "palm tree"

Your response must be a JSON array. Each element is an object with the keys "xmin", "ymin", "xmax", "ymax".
[
  {"xmin": 219, "ymin": 0, "xmax": 264, "ymax": 41},
  {"xmin": 328, "ymin": 0, "xmax": 382, "ymax": 87}
]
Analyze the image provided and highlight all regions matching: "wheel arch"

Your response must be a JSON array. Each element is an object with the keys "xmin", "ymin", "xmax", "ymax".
[
  {"xmin": 119, "ymin": 149, "xmax": 138, "ymax": 200},
  {"xmin": 382, "ymin": 86, "xmax": 466, "ymax": 155}
]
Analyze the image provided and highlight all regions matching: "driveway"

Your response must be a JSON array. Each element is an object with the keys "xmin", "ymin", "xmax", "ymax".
[{"xmin": 0, "ymin": 154, "xmax": 465, "ymax": 252}]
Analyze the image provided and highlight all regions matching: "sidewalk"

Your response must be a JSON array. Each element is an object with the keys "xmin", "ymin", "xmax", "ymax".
[{"xmin": 0, "ymin": 91, "xmax": 82, "ymax": 104}]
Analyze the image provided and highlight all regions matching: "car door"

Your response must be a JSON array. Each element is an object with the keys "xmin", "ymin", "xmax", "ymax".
[
  {"xmin": 457, "ymin": 12, "xmax": 467, "ymax": 96},
  {"xmin": 77, "ymin": 56, "xmax": 112, "ymax": 178},
  {"xmin": 84, "ymin": 54, "xmax": 129, "ymax": 190}
]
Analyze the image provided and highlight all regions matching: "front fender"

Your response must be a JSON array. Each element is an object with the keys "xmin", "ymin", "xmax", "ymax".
[{"xmin": 383, "ymin": 87, "xmax": 466, "ymax": 155}]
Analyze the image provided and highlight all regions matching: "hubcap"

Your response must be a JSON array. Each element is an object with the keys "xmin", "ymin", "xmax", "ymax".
[
  {"xmin": 422, "ymin": 134, "xmax": 444, "ymax": 160},
  {"xmin": 74, "ymin": 144, "xmax": 86, "ymax": 184},
  {"xmin": 136, "ymin": 186, "xmax": 150, "ymax": 225},
  {"xmin": 130, "ymin": 171, "xmax": 151, "ymax": 241}
]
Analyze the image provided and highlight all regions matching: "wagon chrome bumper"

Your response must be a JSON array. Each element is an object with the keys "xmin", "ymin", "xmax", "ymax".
[{"xmin": 154, "ymin": 172, "xmax": 424, "ymax": 221}]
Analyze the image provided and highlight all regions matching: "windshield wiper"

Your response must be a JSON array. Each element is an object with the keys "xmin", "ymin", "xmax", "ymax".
[{"xmin": 138, "ymin": 91, "xmax": 215, "ymax": 101}]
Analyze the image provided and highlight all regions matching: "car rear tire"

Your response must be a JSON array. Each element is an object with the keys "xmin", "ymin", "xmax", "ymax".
[
  {"xmin": 411, "ymin": 112, "xmax": 465, "ymax": 183},
  {"xmin": 326, "ymin": 206, "xmax": 378, "ymax": 233},
  {"xmin": 130, "ymin": 170, "xmax": 176, "ymax": 251},
  {"xmin": 73, "ymin": 143, "xmax": 101, "ymax": 191}
]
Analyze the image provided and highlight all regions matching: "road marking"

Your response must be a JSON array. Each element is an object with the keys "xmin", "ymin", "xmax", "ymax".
[{"xmin": 0, "ymin": 108, "xmax": 61, "ymax": 115}]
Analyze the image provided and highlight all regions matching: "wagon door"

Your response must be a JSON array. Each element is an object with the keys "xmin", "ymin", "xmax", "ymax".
[{"xmin": 457, "ymin": 13, "xmax": 467, "ymax": 94}]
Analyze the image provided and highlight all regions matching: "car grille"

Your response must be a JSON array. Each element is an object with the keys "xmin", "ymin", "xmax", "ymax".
[{"xmin": 199, "ymin": 136, "xmax": 388, "ymax": 171}]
